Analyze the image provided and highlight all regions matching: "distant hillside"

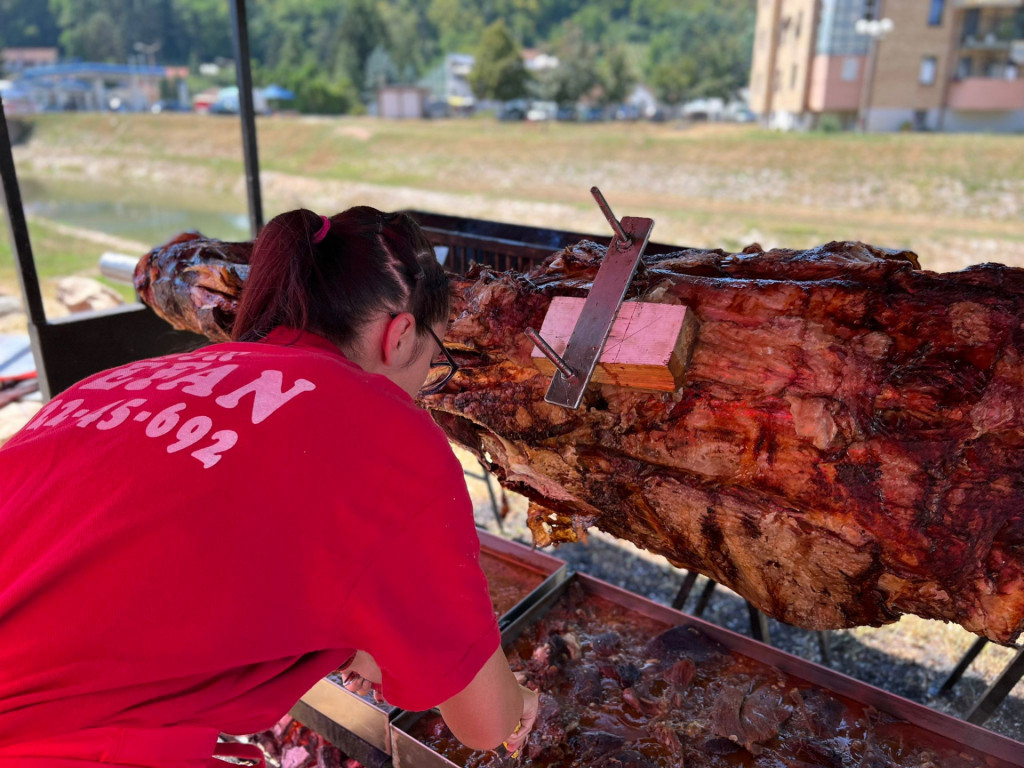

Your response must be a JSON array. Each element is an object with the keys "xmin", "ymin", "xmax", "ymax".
[{"xmin": 1, "ymin": 0, "xmax": 756, "ymax": 113}]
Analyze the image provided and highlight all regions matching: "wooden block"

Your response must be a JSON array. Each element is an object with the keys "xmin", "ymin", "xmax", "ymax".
[{"xmin": 530, "ymin": 297, "xmax": 698, "ymax": 392}]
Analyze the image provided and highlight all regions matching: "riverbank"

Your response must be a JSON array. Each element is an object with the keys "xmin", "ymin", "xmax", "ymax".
[{"xmin": 5, "ymin": 114, "xmax": 1024, "ymax": 287}]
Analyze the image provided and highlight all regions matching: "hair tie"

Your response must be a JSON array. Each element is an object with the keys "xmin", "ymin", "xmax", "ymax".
[{"xmin": 313, "ymin": 215, "xmax": 331, "ymax": 244}]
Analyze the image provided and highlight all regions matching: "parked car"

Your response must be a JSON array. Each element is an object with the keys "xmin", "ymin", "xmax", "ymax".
[
  {"xmin": 424, "ymin": 100, "xmax": 450, "ymax": 119},
  {"xmin": 614, "ymin": 104, "xmax": 641, "ymax": 121},
  {"xmin": 208, "ymin": 100, "xmax": 238, "ymax": 115},
  {"xmin": 151, "ymin": 100, "xmax": 191, "ymax": 114},
  {"xmin": 729, "ymin": 107, "xmax": 757, "ymax": 123},
  {"xmin": 556, "ymin": 105, "xmax": 577, "ymax": 122},
  {"xmin": 498, "ymin": 99, "xmax": 528, "ymax": 121},
  {"xmin": 526, "ymin": 101, "xmax": 557, "ymax": 122},
  {"xmin": 579, "ymin": 105, "xmax": 606, "ymax": 123}
]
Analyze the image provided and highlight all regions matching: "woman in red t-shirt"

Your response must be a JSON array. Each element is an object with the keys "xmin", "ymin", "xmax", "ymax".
[
  {"xmin": 253, "ymin": 208, "xmax": 541, "ymax": 754},
  {"xmin": 0, "ymin": 207, "xmax": 538, "ymax": 766},
  {"xmin": 236, "ymin": 208, "xmax": 540, "ymax": 755}
]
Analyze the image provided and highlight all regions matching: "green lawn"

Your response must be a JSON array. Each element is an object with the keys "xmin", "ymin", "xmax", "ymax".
[{"xmin": 0, "ymin": 217, "xmax": 137, "ymax": 304}]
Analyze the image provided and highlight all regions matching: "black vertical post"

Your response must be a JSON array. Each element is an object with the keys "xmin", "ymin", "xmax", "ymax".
[
  {"xmin": 0, "ymin": 97, "xmax": 47, "ymax": 326},
  {"xmin": 0, "ymin": 96, "xmax": 54, "ymax": 398},
  {"xmin": 229, "ymin": 0, "xmax": 264, "ymax": 237}
]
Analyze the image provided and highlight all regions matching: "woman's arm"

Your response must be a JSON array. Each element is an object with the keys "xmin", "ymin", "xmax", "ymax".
[
  {"xmin": 345, "ymin": 649, "xmax": 382, "ymax": 683},
  {"xmin": 438, "ymin": 646, "xmax": 539, "ymax": 753}
]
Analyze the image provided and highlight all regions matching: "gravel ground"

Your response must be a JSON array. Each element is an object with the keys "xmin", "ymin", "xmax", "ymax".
[{"xmin": 456, "ymin": 447, "xmax": 1024, "ymax": 747}]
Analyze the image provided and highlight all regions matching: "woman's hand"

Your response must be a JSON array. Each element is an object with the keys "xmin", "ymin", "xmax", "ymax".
[
  {"xmin": 340, "ymin": 650, "xmax": 384, "ymax": 702},
  {"xmin": 502, "ymin": 684, "xmax": 539, "ymax": 758}
]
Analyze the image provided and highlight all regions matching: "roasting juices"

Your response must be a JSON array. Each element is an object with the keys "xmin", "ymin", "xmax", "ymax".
[
  {"xmin": 478, "ymin": 550, "xmax": 547, "ymax": 618},
  {"xmin": 409, "ymin": 582, "xmax": 996, "ymax": 768}
]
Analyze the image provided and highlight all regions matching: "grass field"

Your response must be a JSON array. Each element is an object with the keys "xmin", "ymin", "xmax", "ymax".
[{"xmin": 3, "ymin": 113, "xmax": 1024, "ymax": 308}]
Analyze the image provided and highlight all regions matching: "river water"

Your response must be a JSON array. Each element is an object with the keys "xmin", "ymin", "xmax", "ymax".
[{"xmin": 19, "ymin": 176, "xmax": 252, "ymax": 246}]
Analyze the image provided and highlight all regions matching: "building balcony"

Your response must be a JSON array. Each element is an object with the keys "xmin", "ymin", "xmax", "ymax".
[
  {"xmin": 960, "ymin": 31, "xmax": 1024, "ymax": 48},
  {"xmin": 947, "ymin": 76, "xmax": 1024, "ymax": 109},
  {"xmin": 955, "ymin": 1, "xmax": 1023, "ymax": 9}
]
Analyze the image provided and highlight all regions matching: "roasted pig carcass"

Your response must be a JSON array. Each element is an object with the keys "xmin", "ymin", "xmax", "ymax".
[
  {"xmin": 135, "ymin": 234, "xmax": 1024, "ymax": 643},
  {"xmin": 134, "ymin": 231, "xmax": 248, "ymax": 341}
]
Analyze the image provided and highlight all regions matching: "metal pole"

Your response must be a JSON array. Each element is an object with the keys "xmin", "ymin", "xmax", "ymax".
[
  {"xmin": 591, "ymin": 186, "xmax": 631, "ymax": 249},
  {"xmin": 229, "ymin": 0, "xmax": 264, "ymax": 237},
  {"xmin": 857, "ymin": 35, "xmax": 879, "ymax": 132},
  {"xmin": 524, "ymin": 327, "xmax": 577, "ymax": 381},
  {"xmin": 0, "ymin": 97, "xmax": 47, "ymax": 326}
]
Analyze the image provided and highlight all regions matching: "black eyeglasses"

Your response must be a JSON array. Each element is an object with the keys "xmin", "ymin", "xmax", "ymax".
[
  {"xmin": 421, "ymin": 324, "xmax": 459, "ymax": 395},
  {"xmin": 390, "ymin": 313, "xmax": 459, "ymax": 396}
]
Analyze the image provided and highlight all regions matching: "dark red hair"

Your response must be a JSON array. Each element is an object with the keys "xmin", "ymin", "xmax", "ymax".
[{"xmin": 232, "ymin": 207, "xmax": 449, "ymax": 347}]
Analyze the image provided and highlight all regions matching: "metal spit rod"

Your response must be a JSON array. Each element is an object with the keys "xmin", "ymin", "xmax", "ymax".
[{"xmin": 99, "ymin": 252, "xmax": 140, "ymax": 284}]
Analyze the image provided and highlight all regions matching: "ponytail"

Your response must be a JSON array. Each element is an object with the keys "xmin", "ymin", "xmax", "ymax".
[{"xmin": 232, "ymin": 206, "xmax": 450, "ymax": 348}]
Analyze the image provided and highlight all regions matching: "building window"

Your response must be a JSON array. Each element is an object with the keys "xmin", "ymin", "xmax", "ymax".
[
  {"xmin": 962, "ymin": 9, "xmax": 980, "ymax": 41},
  {"xmin": 842, "ymin": 57, "xmax": 860, "ymax": 81},
  {"xmin": 920, "ymin": 56, "xmax": 938, "ymax": 85},
  {"xmin": 957, "ymin": 56, "xmax": 973, "ymax": 79},
  {"xmin": 819, "ymin": 0, "xmax": 871, "ymax": 57},
  {"xmin": 796, "ymin": 11, "xmax": 803, "ymax": 38},
  {"xmin": 791, "ymin": 64, "xmax": 798, "ymax": 89},
  {"xmin": 928, "ymin": 0, "xmax": 945, "ymax": 27}
]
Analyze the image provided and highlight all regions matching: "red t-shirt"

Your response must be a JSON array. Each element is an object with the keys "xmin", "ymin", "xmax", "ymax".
[{"xmin": 0, "ymin": 328, "xmax": 499, "ymax": 767}]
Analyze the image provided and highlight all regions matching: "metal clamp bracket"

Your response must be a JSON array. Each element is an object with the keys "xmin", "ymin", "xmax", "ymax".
[{"xmin": 526, "ymin": 187, "xmax": 654, "ymax": 409}]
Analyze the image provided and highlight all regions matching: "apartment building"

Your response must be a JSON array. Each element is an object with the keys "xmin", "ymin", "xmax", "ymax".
[{"xmin": 749, "ymin": 0, "xmax": 1024, "ymax": 132}]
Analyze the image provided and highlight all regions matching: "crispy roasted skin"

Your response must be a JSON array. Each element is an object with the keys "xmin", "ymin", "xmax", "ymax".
[
  {"xmin": 136, "ymin": 234, "xmax": 1024, "ymax": 643},
  {"xmin": 134, "ymin": 232, "xmax": 249, "ymax": 341}
]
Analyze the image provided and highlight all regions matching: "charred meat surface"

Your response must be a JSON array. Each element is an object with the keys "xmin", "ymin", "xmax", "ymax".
[
  {"xmin": 134, "ymin": 232, "xmax": 249, "ymax": 341},
  {"xmin": 136, "ymin": 235, "xmax": 1024, "ymax": 642},
  {"xmin": 405, "ymin": 583, "xmax": 1000, "ymax": 768}
]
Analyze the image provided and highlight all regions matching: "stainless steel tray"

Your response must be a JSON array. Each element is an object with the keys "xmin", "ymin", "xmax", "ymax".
[
  {"xmin": 391, "ymin": 572, "xmax": 1024, "ymax": 768},
  {"xmin": 476, "ymin": 529, "xmax": 568, "ymax": 629},
  {"xmin": 298, "ymin": 530, "xmax": 567, "ymax": 755},
  {"xmin": 299, "ymin": 675, "xmax": 397, "ymax": 755}
]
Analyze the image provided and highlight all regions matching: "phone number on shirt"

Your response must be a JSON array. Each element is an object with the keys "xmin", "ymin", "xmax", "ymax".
[{"xmin": 28, "ymin": 396, "xmax": 237, "ymax": 469}]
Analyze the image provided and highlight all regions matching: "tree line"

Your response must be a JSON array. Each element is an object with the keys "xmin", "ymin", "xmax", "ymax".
[{"xmin": 0, "ymin": 0, "xmax": 755, "ymax": 114}]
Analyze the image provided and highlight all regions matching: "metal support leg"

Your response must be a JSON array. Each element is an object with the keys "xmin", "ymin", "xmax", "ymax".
[
  {"xmin": 479, "ymin": 460, "xmax": 503, "ymax": 531},
  {"xmin": 463, "ymin": 460, "xmax": 503, "ymax": 531},
  {"xmin": 692, "ymin": 579, "xmax": 717, "ymax": 617},
  {"xmin": 816, "ymin": 631, "xmax": 831, "ymax": 667},
  {"xmin": 932, "ymin": 637, "xmax": 989, "ymax": 696},
  {"xmin": 747, "ymin": 601, "xmax": 771, "ymax": 644},
  {"xmin": 671, "ymin": 570, "xmax": 700, "ymax": 611},
  {"xmin": 965, "ymin": 645, "xmax": 1024, "ymax": 725}
]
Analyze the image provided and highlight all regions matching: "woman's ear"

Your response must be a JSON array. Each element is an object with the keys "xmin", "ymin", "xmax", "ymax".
[{"xmin": 381, "ymin": 312, "xmax": 417, "ymax": 367}]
